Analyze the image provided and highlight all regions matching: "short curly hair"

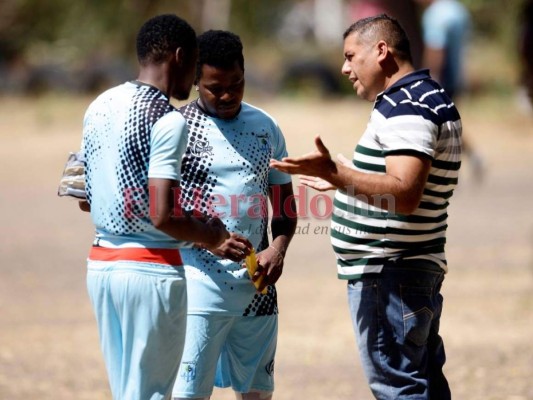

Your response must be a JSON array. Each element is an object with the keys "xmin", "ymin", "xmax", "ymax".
[
  {"xmin": 136, "ymin": 14, "xmax": 197, "ymax": 65},
  {"xmin": 196, "ymin": 30, "xmax": 245, "ymax": 80}
]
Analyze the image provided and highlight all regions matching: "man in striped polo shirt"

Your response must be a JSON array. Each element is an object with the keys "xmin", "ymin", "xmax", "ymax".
[{"xmin": 271, "ymin": 14, "xmax": 461, "ymax": 400}]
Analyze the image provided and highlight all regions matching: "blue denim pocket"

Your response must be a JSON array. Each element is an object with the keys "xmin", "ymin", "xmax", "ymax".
[{"xmin": 400, "ymin": 285, "xmax": 434, "ymax": 347}]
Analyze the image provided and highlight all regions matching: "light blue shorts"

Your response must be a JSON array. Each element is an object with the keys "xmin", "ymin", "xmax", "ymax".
[
  {"xmin": 172, "ymin": 314, "xmax": 277, "ymax": 398},
  {"xmin": 87, "ymin": 260, "xmax": 187, "ymax": 400}
]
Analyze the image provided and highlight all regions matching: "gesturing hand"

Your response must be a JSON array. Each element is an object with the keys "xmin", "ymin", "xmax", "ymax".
[
  {"xmin": 269, "ymin": 135, "xmax": 336, "ymax": 177},
  {"xmin": 299, "ymin": 175, "xmax": 336, "ymax": 192}
]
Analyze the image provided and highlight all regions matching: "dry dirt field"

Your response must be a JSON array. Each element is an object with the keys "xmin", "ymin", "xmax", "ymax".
[{"xmin": 0, "ymin": 93, "xmax": 532, "ymax": 400}]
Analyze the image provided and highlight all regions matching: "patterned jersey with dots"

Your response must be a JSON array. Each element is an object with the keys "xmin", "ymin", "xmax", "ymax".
[
  {"xmin": 82, "ymin": 81, "xmax": 190, "ymax": 249},
  {"xmin": 178, "ymin": 100, "xmax": 292, "ymax": 316}
]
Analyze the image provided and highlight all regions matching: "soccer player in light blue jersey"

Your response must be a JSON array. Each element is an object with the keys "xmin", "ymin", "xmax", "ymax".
[
  {"xmin": 272, "ymin": 15, "xmax": 461, "ymax": 400},
  {"xmin": 79, "ymin": 15, "xmax": 229, "ymax": 400},
  {"xmin": 172, "ymin": 30, "xmax": 297, "ymax": 400}
]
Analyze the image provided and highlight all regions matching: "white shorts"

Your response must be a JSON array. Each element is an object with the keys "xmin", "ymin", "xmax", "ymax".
[
  {"xmin": 172, "ymin": 314, "xmax": 277, "ymax": 398},
  {"xmin": 87, "ymin": 260, "xmax": 187, "ymax": 400}
]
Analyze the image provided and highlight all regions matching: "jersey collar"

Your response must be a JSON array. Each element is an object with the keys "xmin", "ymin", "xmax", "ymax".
[{"xmin": 129, "ymin": 80, "xmax": 169, "ymax": 101}]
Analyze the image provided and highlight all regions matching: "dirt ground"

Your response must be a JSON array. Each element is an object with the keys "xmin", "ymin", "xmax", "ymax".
[{"xmin": 0, "ymin": 92, "xmax": 532, "ymax": 400}]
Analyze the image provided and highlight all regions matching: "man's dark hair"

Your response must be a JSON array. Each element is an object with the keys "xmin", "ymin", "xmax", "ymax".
[
  {"xmin": 196, "ymin": 30, "xmax": 245, "ymax": 80},
  {"xmin": 343, "ymin": 14, "xmax": 412, "ymax": 63},
  {"xmin": 136, "ymin": 14, "xmax": 197, "ymax": 65}
]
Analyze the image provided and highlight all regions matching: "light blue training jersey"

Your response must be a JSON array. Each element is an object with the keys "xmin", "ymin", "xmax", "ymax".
[
  {"xmin": 82, "ymin": 81, "xmax": 189, "ymax": 249},
  {"xmin": 178, "ymin": 100, "xmax": 291, "ymax": 316}
]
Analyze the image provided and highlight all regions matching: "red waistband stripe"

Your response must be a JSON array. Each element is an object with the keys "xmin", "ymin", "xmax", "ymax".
[{"xmin": 88, "ymin": 246, "xmax": 183, "ymax": 266}]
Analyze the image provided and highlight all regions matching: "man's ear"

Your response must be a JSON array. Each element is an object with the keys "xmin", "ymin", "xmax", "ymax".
[
  {"xmin": 174, "ymin": 47, "xmax": 184, "ymax": 66},
  {"xmin": 376, "ymin": 40, "xmax": 389, "ymax": 62}
]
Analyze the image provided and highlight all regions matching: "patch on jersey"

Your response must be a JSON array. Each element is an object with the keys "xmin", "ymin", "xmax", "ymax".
[
  {"xmin": 179, "ymin": 361, "xmax": 197, "ymax": 382},
  {"xmin": 190, "ymin": 137, "xmax": 213, "ymax": 158},
  {"xmin": 256, "ymin": 133, "xmax": 271, "ymax": 153}
]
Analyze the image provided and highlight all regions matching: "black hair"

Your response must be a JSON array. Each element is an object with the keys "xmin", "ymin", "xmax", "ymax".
[
  {"xmin": 136, "ymin": 14, "xmax": 197, "ymax": 65},
  {"xmin": 196, "ymin": 30, "xmax": 244, "ymax": 80},
  {"xmin": 343, "ymin": 14, "xmax": 412, "ymax": 63}
]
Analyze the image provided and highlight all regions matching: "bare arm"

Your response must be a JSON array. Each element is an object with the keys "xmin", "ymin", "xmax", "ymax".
[
  {"xmin": 254, "ymin": 182, "xmax": 297, "ymax": 290},
  {"xmin": 80, "ymin": 179, "xmax": 229, "ymax": 248},
  {"xmin": 270, "ymin": 136, "xmax": 431, "ymax": 215},
  {"xmin": 149, "ymin": 177, "xmax": 229, "ymax": 249}
]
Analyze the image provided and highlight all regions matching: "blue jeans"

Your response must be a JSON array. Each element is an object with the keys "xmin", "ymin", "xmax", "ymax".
[{"xmin": 347, "ymin": 259, "xmax": 451, "ymax": 400}]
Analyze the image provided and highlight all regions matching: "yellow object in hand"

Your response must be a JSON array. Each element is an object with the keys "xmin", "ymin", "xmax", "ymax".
[{"xmin": 245, "ymin": 248, "xmax": 268, "ymax": 294}]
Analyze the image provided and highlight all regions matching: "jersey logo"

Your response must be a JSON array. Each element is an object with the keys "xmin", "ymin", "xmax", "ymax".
[
  {"xmin": 257, "ymin": 133, "xmax": 271, "ymax": 153},
  {"xmin": 191, "ymin": 138, "xmax": 213, "ymax": 158},
  {"xmin": 180, "ymin": 361, "xmax": 197, "ymax": 382}
]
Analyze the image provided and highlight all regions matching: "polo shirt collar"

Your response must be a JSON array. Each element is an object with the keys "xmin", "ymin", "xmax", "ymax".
[{"xmin": 376, "ymin": 69, "xmax": 431, "ymax": 100}]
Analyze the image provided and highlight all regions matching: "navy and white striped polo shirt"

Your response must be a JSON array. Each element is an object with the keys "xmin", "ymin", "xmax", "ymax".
[{"xmin": 331, "ymin": 69, "xmax": 462, "ymax": 279}]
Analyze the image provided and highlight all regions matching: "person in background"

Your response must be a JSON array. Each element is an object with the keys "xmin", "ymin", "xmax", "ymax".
[
  {"xmin": 518, "ymin": 0, "xmax": 533, "ymax": 111},
  {"xmin": 79, "ymin": 14, "xmax": 229, "ymax": 400},
  {"xmin": 416, "ymin": 0, "xmax": 485, "ymax": 182},
  {"xmin": 271, "ymin": 14, "xmax": 461, "ymax": 399},
  {"xmin": 172, "ymin": 30, "xmax": 297, "ymax": 400}
]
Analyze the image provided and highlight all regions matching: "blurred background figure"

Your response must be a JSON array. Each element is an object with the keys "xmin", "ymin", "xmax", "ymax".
[
  {"xmin": 0, "ymin": 0, "xmax": 526, "ymax": 104},
  {"xmin": 276, "ymin": 0, "xmax": 345, "ymax": 50},
  {"xmin": 416, "ymin": 0, "xmax": 469, "ymax": 99},
  {"xmin": 275, "ymin": 0, "xmax": 347, "ymax": 97},
  {"xmin": 415, "ymin": 0, "xmax": 486, "ymax": 184},
  {"xmin": 276, "ymin": 0, "xmax": 425, "ymax": 97},
  {"xmin": 518, "ymin": 0, "xmax": 533, "ymax": 113}
]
